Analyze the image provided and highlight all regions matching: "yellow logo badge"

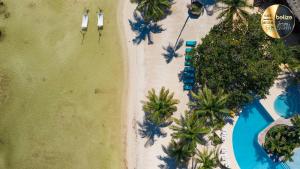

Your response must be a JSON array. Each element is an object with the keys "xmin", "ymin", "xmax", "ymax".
[{"xmin": 261, "ymin": 4, "xmax": 295, "ymax": 39}]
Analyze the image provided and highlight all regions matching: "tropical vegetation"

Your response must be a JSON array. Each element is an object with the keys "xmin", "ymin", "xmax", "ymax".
[
  {"xmin": 138, "ymin": 0, "xmax": 299, "ymax": 167},
  {"xmin": 135, "ymin": 0, "xmax": 173, "ymax": 22},
  {"xmin": 187, "ymin": 1, "xmax": 204, "ymax": 16},
  {"xmin": 142, "ymin": 87, "xmax": 179, "ymax": 126},
  {"xmin": 171, "ymin": 112, "xmax": 210, "ymax": 151},
  {"xmin": 264, "ymin": 115, "xmax": 300, "ymax": 162},
  {"xmin": 288, "ymin": 45, "xmax": 300, "ymax": 81},
  {"xmin": 193, "ymin": 148, "xmax": 219, "ymax": 169},
  {"xmin": 189, "ymin": 85, "xmax": 230, "ymax": 130},
  {"xmin": 218, "ymin": 0, "xmax": 252, "ymax": 25},
  {"xmin": 191, "ymin": 14, "xmax": 290, "ymax": 108},
  {"xmin": 162, "ymin": 139, "xmax": 194, "ymax": 167}
]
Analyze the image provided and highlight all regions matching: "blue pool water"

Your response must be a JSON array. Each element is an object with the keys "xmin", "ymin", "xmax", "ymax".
[
  {"xmin": 274, "ymin": 85, "xmax": 300, "ymax": 118},
  {"xmin": 233, "ymin": 101, "xmax": 285, "ymax": 169}
]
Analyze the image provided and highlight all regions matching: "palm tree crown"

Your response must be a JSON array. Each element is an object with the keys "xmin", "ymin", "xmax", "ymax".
[
  {"xmin": 195, "ymin": 148, "xmax": 219, "ymax": 169},
  {"xmin": 142, "ymin": 87, "xmax": 179, "ymax": 126},
  {"xmin": 163, "ymin": 140, "xmax": 193, "ymax": 167},
  {"xmin": 171, "ymin": 113, "xmax": 210, "ymax": 147},
  {"xmin": 189, "ymin": 86, "xmax": 230, "ymax": 129},
  {"xmin": 218, "ymin": 0, "xmax": 252, "ymax": 25},
  {"xmin": 136, "ymin": 0, "xmax": 172, "ymax": 22}
]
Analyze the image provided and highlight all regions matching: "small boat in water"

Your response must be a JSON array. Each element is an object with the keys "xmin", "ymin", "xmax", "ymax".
[
  {"xmin": 81, "ymin": 9, "xmax": 89, "ymax": 31},
  {"xmin": 97, "ymin": 9, "xmax": 104, "ymax": 30}
]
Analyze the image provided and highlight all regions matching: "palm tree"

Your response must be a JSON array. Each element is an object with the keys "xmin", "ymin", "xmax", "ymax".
[
  {"xmin": 171, "ymin": 112, "xmax": 210, "ymax": 148},
  {"xmin": 162, "ymin": 140, "xmax": 193, "ymax": 167},
  {"xmin": 291, "ymin": 115, "xmax": 300, "ymax": 137},
  {"xmin": 142, "ymin": 87, "xmax": 179, "ymax": 126},
  {"xmin": 136, "ymin": 0, "xmax": 172, "ymax": 22},
  {"xmin": 189, "ymin": 86, "xmax": 230, "ymax": 129},
  {"xmin": 195, "ymin": 148, "xmax": 218, "ymax": 169},
  {"xmin": 288, "ymin": 45, "xmax": 300, "ymax": 80},
  {"xmin": 217, "ymin": 0, "xmax": 252, "ymax": 25}
]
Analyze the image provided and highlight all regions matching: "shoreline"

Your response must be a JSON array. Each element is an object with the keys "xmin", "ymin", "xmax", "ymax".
[{"xmin": 116, "ymin": 0, "xmax": 130, "ymax": 168}]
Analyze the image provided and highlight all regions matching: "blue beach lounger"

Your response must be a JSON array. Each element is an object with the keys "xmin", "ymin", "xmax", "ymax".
[
  {"xmin": 186, "ymin": 41, "xmax": 197, "ymax": 47},
  {"xmin": 185, "ymin": 61, "xmax": 192, "ymax": 66},
  {"xmin": 184, "ymin": 66, "xmax": 195, "ymax": 73},
  {"xmin": 183, "ymin": 78, "xmax": 194, "ymax": 84},
  {"xmin": 185, "ymin": 48, "xmax": 192, "ymax": 53},
  {"xmin": 183, "ymin": 72, "xmax": 195, "ymax": 78},
  {"xmin": 183, "ymin": 84, "xmax": 193, "ymax": 91},
  {"xmin": 185, "ymin": 55, "xmax": 192, "ymax": 61}
]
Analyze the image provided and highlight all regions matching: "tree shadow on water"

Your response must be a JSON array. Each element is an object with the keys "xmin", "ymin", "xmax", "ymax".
[
  {"xmin": 162, "ymin": 39, "xmax": 184, "ymax": 63},
  {"xmin": 138, "ymin": 117, "xmax": 171, "ymax": 147},
  {"xmin": 129, "ymin": 12, "xmax": 165, "ymax": 45}
]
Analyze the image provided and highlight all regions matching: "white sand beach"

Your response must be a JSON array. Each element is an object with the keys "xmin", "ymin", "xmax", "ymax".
[{"xmin": 120, "ymin": 0, "xmax": 231, "ymax": 168}]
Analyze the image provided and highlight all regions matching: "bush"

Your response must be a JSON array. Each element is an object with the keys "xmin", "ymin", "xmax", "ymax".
[
  {"xmin": 191, "ymin": 14, "xmax": 291, "ymax": 108},
  {"xmin": 188, "ymin": 2, "xmax": 203, "ymax": 16},
  {"xmin": 264, "ymin": 115, "xmax": 300, "ymax": 162}
]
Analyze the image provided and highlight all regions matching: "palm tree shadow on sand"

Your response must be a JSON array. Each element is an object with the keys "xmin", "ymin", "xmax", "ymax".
[
  {"xmin": 138, "ymin": 116, "xmax": 172, "ymax": 147},
  {"xmin": 129, "ymin": 12, "xmax": 165, "ymax": 45},
  {"xmin": 162, "ymin": 39, "xmax": 184, "ymax": 63},
  {"xmin": 157, "ymin": 145, "xmax": 188, "ymax": 169},
  {"xmin": 157, "ymin": 155, "xmax": 178, "ymax": 169}
]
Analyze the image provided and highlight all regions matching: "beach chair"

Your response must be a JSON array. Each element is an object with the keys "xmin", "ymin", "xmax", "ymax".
[
  {"xmin": 185, "ymin": 55, "xmax": 192, "ymax": 61},
  {"xmin": 185, "ymin": 61, "xmax": 192, "ymax": 66},
  {"xmin": 183, "ymin": 84, "xmax": 193, "ymax": 91},
  {"xmin": 81, "ymin": 12, "xmax": 89, "ymax": 31},
  {"xmin": 183, "ymin": 72, "xmax": 195, "ymax": 78},
  {"xmin": 184, "ymin": 66, "xmax": 195, "ymax": 73},
  {"xmin": 183, "ymin": 78, "xmax": 194, "ymax": 84},
  {"xmin": 97, "ymin": 9, "xmax": 104, "ymax": 30},
  {"xmin": 185, "ymin": 48, "xmax": 192, "ymax": 54},
  {"xmin": 186, "ymin": 41, "xmax": 197, "ymax": 47}
]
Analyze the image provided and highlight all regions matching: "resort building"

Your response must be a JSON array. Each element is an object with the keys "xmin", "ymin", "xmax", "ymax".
[{"xmin": 287, "ymin": 0, "xmax": 300, "ymax": 20}]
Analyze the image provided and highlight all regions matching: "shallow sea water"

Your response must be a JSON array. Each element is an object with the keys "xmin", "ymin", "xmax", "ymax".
[{"xmin": 0, "ymin": 0, "xmax": 124, "ymax": 169}]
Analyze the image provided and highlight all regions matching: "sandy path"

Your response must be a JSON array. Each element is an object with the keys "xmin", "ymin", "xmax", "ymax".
[{"xmin": 121, "ymin": 1, "xmax": 222, "ymax": 168}]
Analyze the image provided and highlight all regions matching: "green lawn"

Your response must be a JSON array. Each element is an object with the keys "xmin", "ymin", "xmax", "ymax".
[{"xmin": 0, "ymin": 0, "xmax": 124, "ymax": 169}]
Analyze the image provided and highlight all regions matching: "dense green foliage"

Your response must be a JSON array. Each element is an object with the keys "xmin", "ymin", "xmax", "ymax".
[
  {"xmin": 164, "ymin": 86, "xmax": 228, "ymax": 166},
  {"xmin": 209, "ymin": 132, "xmax": 223, "ymax": 145},
  {"xmin": 162, "ymin": 140, "xmax": 194, "ymax": 167},
  {"xmin": 136, "ymin": 0, "xmax": 172, "ymax": 22},
  {"xmin": 195, "ymin": 149, "xmax": 219, "ymax": 169},
  {"xmin": 142, "ymin": 87, "xmax": 179, "ymax": 126},
  {"xmin": 189, "ymin": 85, "xmax": 230, "ymax": 129},
  {"xmin": 171, "ymin": 113, "xmax": 210, "ymax": 150},
  {"xmin": 188, "ymin": 2, "xmax": 204, "ymax": 16},
  {"xmin": 191, "ymin": 14, "xmax": 290, "ymax": 108},
  {"xmin": 218, "ymin": 0, "xmax": 252, "ymax": 25},
  {"xmin": 288, "ymin": 45, "xmax": 300, "ymax": 80},
  {"xmin": 264, "ymin": 115, "xmax": 300, "ymax": 162}
]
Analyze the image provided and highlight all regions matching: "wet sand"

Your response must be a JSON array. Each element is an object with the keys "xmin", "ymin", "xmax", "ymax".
[{"xmin": 0, "ymin": 0, "xmax": 125, "ymax": 169}]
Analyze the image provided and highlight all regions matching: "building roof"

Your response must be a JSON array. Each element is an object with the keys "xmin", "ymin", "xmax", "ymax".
[{"xmin": 287, "ymin": 0, "xmax": 300, "ymax": 21}]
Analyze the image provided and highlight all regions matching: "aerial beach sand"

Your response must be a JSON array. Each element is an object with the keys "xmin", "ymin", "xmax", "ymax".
[
  {"xmin": 0, "ymin": 0, "xmax": 125, "ymax": 169},
  {"xmin": 122, "ymin": 0, "xmax": 224, "ymax": 168}
]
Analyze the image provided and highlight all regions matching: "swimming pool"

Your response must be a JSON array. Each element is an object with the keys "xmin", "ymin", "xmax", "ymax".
[
  {"xmin": 233, "ymin": 101, "xmax": 285, "ymax": 169},
  {"xmin": 274, "ymin": 85, "xmax": 300, "ymax": 118}
]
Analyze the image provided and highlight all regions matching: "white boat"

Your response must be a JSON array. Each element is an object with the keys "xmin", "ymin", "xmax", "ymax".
[
  {"xmin": 81, "ymin": 13, "xmax": 89, "ymax": 30},
  {"xmin": 97, "ymin": 10, "xmax": 103, "ymax": 29}
]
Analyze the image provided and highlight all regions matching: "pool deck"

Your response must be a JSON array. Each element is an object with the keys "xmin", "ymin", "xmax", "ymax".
[
  {"xmin": 221, "ymin": 118, "xmax": 240, "ymax": 169},
  {"xmin": 260, "ymin": 71, "xmax": 291, "ymax": 121}
]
